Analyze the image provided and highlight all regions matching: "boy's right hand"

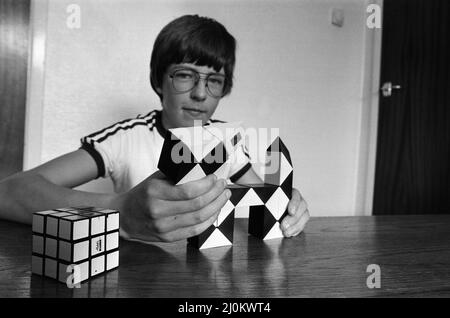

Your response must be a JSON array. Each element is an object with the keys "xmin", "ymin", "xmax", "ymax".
[{"xmin": 112, "ymin": 171, "xmax": 231, "ymax": 243}]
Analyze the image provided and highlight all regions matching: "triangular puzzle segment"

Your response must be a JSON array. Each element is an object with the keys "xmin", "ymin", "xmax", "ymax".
[
  {"xmin": 177, "ymin": 164, "xmax": 207, "ymax": 185},
  {"xmin": 235, "ymin": 188, "xmax": 264, "ymax": 207},
  {"xmin": 264, "ymin": 151, "xmax": 281, "ymax": 186},
  {"xmin": 263, "ymin": 222, "xmax": 284, "ymax": 240},
  {"xmin": 280, "ymin": 172, "xmax": 293, "ymax": 199},
  {"xmin": 158, "ymin": 131, "xmax": 200, "ymax": 184},
  {"xmin": 279, "ymin": 153, "xmax": 293, "ymax": 185},
  {"xmin": 200, "ymin": 229, "xmax": 232, "ymax": 249},
  {"xmin": 187, "ymin": 223, "xmax": 216, "ymax": 249},
  {"xmin": 249, "ymin": 183, "xmax": 279, "ymax": 203},
  {"xmin": 200, "ymin": 142, "xmax": 229, "ymax": 175},
  {"xmin": 203, "ymin": 122, "xmax": 244, "ymax": 153},
  {"xmin": 218, "ymin": 210, "xmax": 235, "ymax": 244},
  {"xmin": 265, "ymin": 187, "xmax": 290, "ymax": 220},
  {"xmin": 227, "ymin": 184, "xmax": 251, "ymax": 206},
  {"xmin": 264, "ymin": 137, "xmax": 293, "ymax": 186},
  {"xmin": 216, "ymin": 199, "xmax": 235, "ymax": 226},
  {"xmin": 248, "ymin": 206, "xmax": 277, "ymax": 240}
]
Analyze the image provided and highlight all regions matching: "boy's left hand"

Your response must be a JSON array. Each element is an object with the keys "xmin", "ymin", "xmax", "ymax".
[{"xmin": 281, "ymin": 188, "xmax": 309, "ymax": 237}]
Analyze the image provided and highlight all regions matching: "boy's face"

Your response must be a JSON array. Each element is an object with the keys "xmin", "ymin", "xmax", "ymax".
[{"xmin": 157, "ymin": 63, "xmax": 224, "ymax": 129}]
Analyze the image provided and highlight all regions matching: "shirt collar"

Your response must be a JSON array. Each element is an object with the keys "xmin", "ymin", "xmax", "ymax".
[{"xmin": 155, "ymin": 110, "xmax": 213, "ymax": 138}]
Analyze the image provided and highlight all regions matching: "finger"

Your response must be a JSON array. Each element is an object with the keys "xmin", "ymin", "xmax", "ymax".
[
  {"xmin": 152, "ymin": 188, "xmax": 231, "ymax": 233},
  {"xmin": 152, "ymin": 178, "xmax": 228, "ymax": 217},
  {"xmin": 282, "ymin": 198, "xmax": 307, "ymax": 231},
  {"xmin": 281, "ymin": 207, "xmax": 305, "ymax": 236},
  {"xmin": 152, "ymin": 173, "xmax": 218, "ymax": 201},
  {"xmin": 157, "ymin": 206, "xmax": 223, "ymax": 242},
  {"xmin": 285, "ymin": 208, "xmax": 310, "ymax": 237},
  {"xmin": 124, "ymin": 231, "xmax": 160, "ymax": 244},
  {"xmin": 287, "ymin": 188, "xmax": 303, "ymax": 216}
]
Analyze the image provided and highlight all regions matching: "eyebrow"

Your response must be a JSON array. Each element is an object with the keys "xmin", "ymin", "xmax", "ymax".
[{"xmin": 171, "ymin": 65, "xmax": 225, "ymax": 76}]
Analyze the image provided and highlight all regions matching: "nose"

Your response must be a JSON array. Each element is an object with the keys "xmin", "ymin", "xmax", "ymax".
[{"xmin": 190, "ymin": 77, "xmax": 208, "ymax": 101}]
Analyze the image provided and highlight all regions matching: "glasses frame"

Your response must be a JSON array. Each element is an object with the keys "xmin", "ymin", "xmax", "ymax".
[{"xmin": 168, "ymin": 68, "xmax": 227, "ymax": 98}]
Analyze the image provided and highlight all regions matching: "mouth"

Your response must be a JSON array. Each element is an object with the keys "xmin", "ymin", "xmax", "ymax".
[{"xmin": 182, "ymin": 107, "xmax": 206, "ymax": 117}]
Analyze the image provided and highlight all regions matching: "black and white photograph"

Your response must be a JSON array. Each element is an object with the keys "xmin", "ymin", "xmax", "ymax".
[{"xmin": 0, "ymin": 0, "xmax": 449, "ymax": 303}]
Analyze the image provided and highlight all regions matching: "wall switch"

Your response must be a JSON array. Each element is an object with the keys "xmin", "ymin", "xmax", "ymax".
[{"xmin": 331, "ymin": 8, "xmax": 344, "ymax": 27}]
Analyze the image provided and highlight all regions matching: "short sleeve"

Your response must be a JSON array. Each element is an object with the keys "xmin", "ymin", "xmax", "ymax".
[{"xmin": 80, "ymin": 128, "xmax": 124, "ymax": 179}]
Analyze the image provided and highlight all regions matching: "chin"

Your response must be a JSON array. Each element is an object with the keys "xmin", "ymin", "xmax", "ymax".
[{"xmin": 180, "ymin": 115, "xmax": 209, "ymax": 127}]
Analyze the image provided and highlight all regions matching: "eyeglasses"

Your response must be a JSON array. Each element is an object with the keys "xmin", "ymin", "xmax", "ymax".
[{"xmin": 168, "ymin": 68, "xmax": 226, "ymax": 98}]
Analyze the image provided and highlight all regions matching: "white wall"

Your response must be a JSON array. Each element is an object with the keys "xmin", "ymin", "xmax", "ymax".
[{"xmin": 25, "ymin": 0, "xmax": 381, "ymax": 217}]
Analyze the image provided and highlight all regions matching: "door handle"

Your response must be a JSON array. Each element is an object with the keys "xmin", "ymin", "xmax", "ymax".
[{"xmin": 381, "ymin": 82, "xmax": 401, "ymax": 97}]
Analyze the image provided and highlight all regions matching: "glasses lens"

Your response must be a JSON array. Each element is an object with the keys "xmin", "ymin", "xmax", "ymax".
[
  {"xmin": 172, "ymin": 69, "xmax": 196, "ymax": 92},
  {"xmin": 207, "ymin": 75, "xmax": 225, "ymax": 98}
]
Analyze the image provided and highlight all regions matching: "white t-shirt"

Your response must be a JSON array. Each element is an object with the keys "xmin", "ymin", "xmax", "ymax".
[{"xmin": 80, "ymin": 110, "xmax": 251, "ymax": 193}]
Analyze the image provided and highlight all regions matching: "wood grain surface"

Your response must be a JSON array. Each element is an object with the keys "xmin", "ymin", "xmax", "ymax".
[{"xmin": 1, "ymin": 216, "xmax": 450, "ymax": 297}]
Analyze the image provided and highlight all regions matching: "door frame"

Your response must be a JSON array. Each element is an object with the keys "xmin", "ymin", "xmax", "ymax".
[
  {"xmin": 24, "ymin": 0, "xmax": 48, "ymax": 171},
  {"xmin": 355, "ymin": 0, "xmax": 383, "ymax": 216}
]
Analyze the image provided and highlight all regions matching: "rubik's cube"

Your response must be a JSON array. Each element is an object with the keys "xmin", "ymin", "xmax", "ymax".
[
  {"xmin": 157, "ymin": 123, "xmax": 293, "ymax": 249},
  {"xmin": 31, "ymin": 207, "xmax": 120, "ymax": 284}
]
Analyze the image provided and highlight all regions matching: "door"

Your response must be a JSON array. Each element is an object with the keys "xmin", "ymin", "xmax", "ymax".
[
  {"xmin": 0, "ymin": 0, "xmax": 30, "ymax": 179},
  {"xmin": 373, "ymin": 0, "xmax": 450, "ymax": 215}
]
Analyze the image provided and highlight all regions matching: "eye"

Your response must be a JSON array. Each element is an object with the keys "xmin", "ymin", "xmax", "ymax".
[
  {"xmin": 208, "ymin": 76, "xmax": 225, "ymax": 86},
  {"xmin": 174, "ymin": 70, "xmax": 194, "ymax": 80}
]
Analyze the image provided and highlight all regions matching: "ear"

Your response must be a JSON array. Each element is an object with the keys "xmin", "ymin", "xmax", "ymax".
[{"xmin": 156, "ymin": 86, "xmax": 162, "ymax": 95}]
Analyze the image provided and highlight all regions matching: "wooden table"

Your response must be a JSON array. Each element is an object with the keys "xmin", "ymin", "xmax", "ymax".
[{"xmin": 1, "ymin": 216, "xmax": 450, "ymax": 298}]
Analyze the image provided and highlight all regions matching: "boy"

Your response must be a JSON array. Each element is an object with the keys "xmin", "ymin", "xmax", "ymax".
[{"xmin": 0, "ymin": 15, "xmax": 309, "ymax": 243}]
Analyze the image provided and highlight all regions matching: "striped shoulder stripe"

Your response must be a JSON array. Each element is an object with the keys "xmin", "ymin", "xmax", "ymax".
[
  {"xmin": 84, "ymin": 110, "xmax": 159, "ymax": 144},
  {"xmin": 242, "ymin": 144, "xmax": 250, "ymax": 158}
]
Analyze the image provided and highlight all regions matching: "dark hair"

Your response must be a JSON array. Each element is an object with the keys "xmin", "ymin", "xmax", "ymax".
[{"xmin": 150, "ymin": 15, "xmax": 236, "ymax": 100}]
